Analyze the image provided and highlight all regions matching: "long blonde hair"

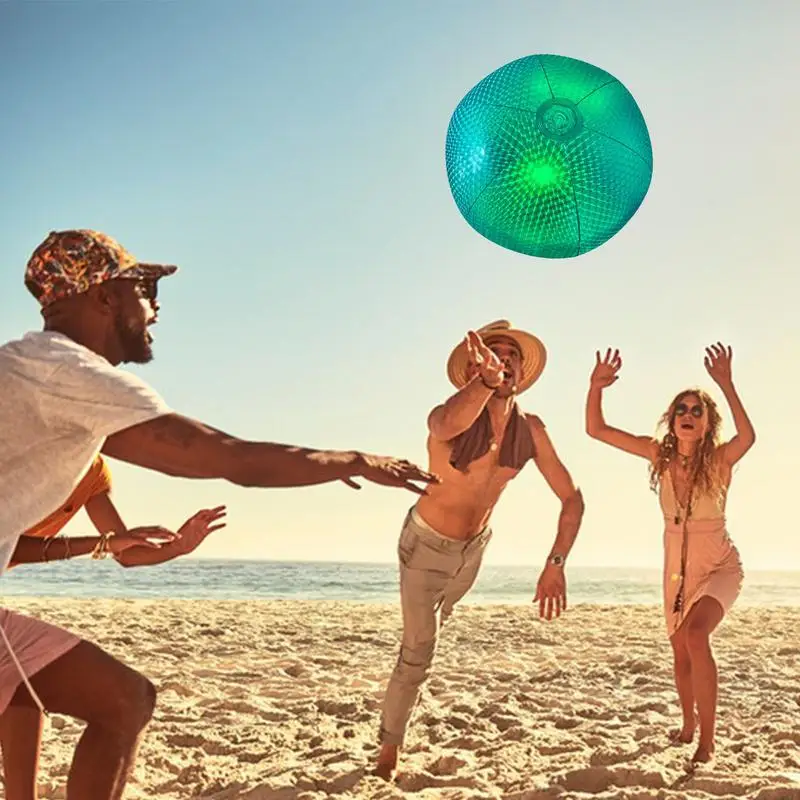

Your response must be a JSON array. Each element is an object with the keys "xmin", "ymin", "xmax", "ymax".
[{"xmin": 649, "ymin": 388, "xmax": 725, "ymax": 499}]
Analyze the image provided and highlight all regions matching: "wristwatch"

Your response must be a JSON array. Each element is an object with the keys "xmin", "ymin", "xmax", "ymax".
[{"xmin": 548, "ymin": 553, "xmax": 565, "ymax": 567}]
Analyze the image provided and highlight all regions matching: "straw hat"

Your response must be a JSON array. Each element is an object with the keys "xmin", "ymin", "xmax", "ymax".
[{"xmin": 446, "ymin": 319, "xmax": 547, "ymax": 394}]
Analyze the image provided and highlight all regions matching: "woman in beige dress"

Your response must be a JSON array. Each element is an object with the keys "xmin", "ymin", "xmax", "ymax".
[{"xmin": 585, "ymin": 343, "xmax": 755, "ymax": 763}]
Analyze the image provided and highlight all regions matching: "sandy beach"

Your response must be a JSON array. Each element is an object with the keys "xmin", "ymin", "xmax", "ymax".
[{"xmin": 1, "ymin": 598, "xmax": 799, "ymax": 800}]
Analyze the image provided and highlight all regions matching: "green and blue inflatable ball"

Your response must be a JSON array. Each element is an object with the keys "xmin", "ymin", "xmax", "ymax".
[{"xmin": 445, "ymin": 54, "xmax": 653, "ymax": 259}]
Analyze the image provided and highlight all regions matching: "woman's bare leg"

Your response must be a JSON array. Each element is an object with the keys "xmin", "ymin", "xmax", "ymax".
[
  {"xmin": 681, "ymin": 597, "xmax": 725, "ymax": 762},
  {"xmin": 669, "ymin": 625, "xmax": 696, "ymax": 743}
]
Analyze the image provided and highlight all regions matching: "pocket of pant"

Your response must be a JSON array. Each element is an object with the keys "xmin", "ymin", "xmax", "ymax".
[{"xmin": 398, "ymin": 527, "xmax": 418, "ymax": 567}]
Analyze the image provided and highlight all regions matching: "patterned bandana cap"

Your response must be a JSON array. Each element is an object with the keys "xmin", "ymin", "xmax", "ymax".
[{"xmin": 24, "ymin": 229, "xmax": 178, "ymax": 307}]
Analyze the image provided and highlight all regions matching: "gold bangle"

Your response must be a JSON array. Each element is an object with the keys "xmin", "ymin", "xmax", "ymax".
[
  {"xmin": 91, "ymin": 533, "xmax": 111, "ymax": 560},
  {"xmin": 64, "ymin": 537, "xmax": 73, "ymax": 560}
]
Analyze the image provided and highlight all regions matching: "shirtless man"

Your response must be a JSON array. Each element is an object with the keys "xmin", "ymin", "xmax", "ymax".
[
  {"xmin": 375, "ymin": 320, "xmax": 585, "ymax": 778},
  {"xmin": 0, "ymin": 228, "xmax": 438, "ymax": 800}
]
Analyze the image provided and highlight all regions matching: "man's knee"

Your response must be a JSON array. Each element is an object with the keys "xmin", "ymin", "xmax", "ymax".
[
  {"xmin": 395, "ymin": 639, "xmax": 437, "ymax": 685},
  {"xmin": 106, "ymin": 670, "xmax": 157, "ymax": 737},
  {"xmin": 129, "ymin": 673, "xmax": 157, "ymax": 731}
]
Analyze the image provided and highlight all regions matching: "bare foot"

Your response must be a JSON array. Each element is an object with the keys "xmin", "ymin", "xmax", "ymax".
[
  {"xmin": 669, "ymin": 724, "xmax": 695, "ymax": 745},
  {"xmin": 373, "ymin": 744, "xmax": 398, "ymax": 781},
  {"xmin": 691, "ymin": 741, "xmax": 715, "ymax": 763},
  {"xmin": 668, "ymin": 713, "xmax": 698, "ymax": 745}
]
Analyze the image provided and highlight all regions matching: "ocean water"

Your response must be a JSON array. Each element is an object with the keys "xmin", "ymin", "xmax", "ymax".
[{"xmin": 2, "ymin": 559, "xmax": 800, "ymax": 607}]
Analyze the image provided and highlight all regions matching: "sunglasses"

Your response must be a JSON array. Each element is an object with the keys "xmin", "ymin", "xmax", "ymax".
[
  {"xmin": 134, "ymin": 279, "xmax": 158, "ymax": 303},
  {"xmin": 675, "ymin": 402, "xmax": 703, "ymax": 418}
]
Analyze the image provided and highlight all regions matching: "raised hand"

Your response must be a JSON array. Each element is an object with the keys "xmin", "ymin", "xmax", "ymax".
[
  {"xmin": 341, "ymin": 456, "xmax": 440, "ymax": 494},
  {"xmin": 704, "ymin": 342, "xmax": 733, "ymax": 387},
  {"xmin": 590, "ymin": 348, "xmax": 622, "ymax": 389},
  {"xmin": 173, "ymin": 505, "xmax": 228, "ymax": 556},
  {"xmin": 466, "ymin": 330, "xmax": 505, "ymax": 388}
]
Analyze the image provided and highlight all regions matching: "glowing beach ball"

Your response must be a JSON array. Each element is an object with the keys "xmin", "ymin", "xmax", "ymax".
[{"xmin": 445, "ymin": 54, "xmax": 653, "ymax": 258}]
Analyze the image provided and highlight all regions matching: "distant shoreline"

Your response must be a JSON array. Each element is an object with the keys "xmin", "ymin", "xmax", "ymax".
[{"xmin": 4, "ymin": 560, "xmax": 800, "ymax": 607}]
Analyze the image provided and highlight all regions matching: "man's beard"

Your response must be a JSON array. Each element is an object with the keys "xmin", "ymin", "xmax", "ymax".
[
  {"xmin": 493, "ymin": 371, "xmax": 517, "ymax": 398},
  {"xmin": 117, "ymin": 317, "xmax": 153, "ymax": 364},
  {"xmin": 494, "ymin": 384, "xmax": 516, "ymax": 398}
]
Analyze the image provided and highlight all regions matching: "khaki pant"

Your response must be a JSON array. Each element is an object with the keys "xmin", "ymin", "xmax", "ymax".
[{"xmin": 378, "ymin": 508, "xmax": 492, "ymax": 746}]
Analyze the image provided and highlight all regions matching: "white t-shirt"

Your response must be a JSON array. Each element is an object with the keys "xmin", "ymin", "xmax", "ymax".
[{"xmin": 0, "ymin": 331, "xmax": 171, "ymax": 576}]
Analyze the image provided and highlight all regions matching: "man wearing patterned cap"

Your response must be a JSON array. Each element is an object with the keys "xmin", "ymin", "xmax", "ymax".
[
  {"xmin": 374, "ymin": 320, "xmax": 585, "ymax": 780},
  {"xmin": 0, "ymin": 229, "xmax": 438, "ymax": 799}
]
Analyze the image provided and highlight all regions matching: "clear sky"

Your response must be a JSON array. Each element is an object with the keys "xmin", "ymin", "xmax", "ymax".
[{"xmin": 1, "ymin": 1, "xmax": 797, "ymax": 572}]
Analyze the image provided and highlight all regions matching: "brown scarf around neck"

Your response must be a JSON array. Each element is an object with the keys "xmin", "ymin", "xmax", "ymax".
[{"xmin": 449, "ymin": 403, "xmax": 536, "ymax": 472}]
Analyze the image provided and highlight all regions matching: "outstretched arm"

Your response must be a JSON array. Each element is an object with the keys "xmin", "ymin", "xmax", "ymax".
[
  {"xmin": 529, "ymin": 416, "xmax": 585, "ymax": 563},
  {"xmin": 102, "ymin": 414, "xmax": 437, "ymax": 494},
  {"xmin": 9, "ymin": 528, "xmax": 175, "ymax": 567},
  {"xmin": 428, "ymin": 378, "xmax": 496, "ymax": 441},
  {"xmin": 585, "ymin": 349, "xmax": 657, "ymax": 461},
  {"xmin": 85, "ymin": 489, "xmax": 228, "ymax": 568},
  {"xmin": 704, "ymin": 343, "xmax": 755, "ymax": 466},
  {"xmin": 10, "ymin": 535, "xmax": 111, "ymax": 566},
  {"xmin": 528, "ymin": 416, "xmax": 585, "ymax": 621},
  {"xmin": 428, "ymin": 331, "xmax": 504, "ymax": 441}
]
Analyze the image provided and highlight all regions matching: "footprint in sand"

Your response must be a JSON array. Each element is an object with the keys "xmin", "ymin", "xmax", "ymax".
[
  {"xmin": 158, "ymin": 679, "xmax": 195, "ymax": 697},
  {"xmin": 428, "ymin": 754, "xmax": 469, "ymax": 775},
  {"xmin": 319, "ymin": 750, "xmax": 352, "ymax": 767},
  {"xmin": 501, "ymin": 726, "xmax": 528, "ymax": 741},
  {"xmin": 443, "ymin": 713, "xmax": 473, "ymax": 730},
  {"xmin": 315, "ymin": 767, "xmax": 366, "ymax": 794},
  {"xmin": 557, "ymin": 765, "xmax": 667, "ymax": 794},
  {"xmin": 489, "ymin": 713, "xmax": 520, "ymax": 732},
  {"xmin": 537, "ymin": 742, "xmax": 586, "ymax": 756},
  {"xmin": 631, "ymin": 700, "xmax": 670, "ymax": 715},
  {"xmin": 626, "ymin": 658, "xmax": 659, "ymax": 675},
  {"xmin": 395, "ymin": 770, "xmax": 489, "ymax": 793},
  {"xmin": 754, "ymin": 790, "xmax": 800, "ymax": 800},
  {"xmin": 315, "ymin": 698, "xmax": 359, "ymax": 717},
  {"xmin": 214, "ymin": 699, "xmax": 264, "ymax": 715},
  {"xmin": 588, "ymin": 742, "xmax": 641, "ymax": 766},
  {"xmin": 551, "ymin": 715, "xmax": 582, "ymax": 730},
  {"xmin": 165, "ymin": 732, "xmax": 207, "ymax": 748},
  {"xmin": 442, "ymin": 734, "xmax": 485, "ymax": 751},
  {"xmin": 769, "ymin": 731, "xmax": 800, "ymax": 745},
  {"xmin": 200, "ymin": 739, "xmax": 237, "ymax": 756}
]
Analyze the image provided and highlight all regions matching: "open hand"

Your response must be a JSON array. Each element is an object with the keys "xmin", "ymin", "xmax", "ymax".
[
  {"xmin": 704, "ymin": 342, "xmax": 733, "ymax": 387},
  {"xmin": 174, "ymin": 506, "xmax": 228, "ymax": 556},
  {"xmin": 341, "ymin": 456, "xmax": 440, "ymax": 494},
  {"xmin": 590, "ymin": 348, "xmax": 622, "ymax": 389},
  {"xmin": 466, "ymin": 330, "xmax": 505, "ymax": 388},
  {"xmin": 534, "ymin": 563, "xmax": 567, "ymax": 620},
  {"xmin": 109, "ymin": 526, "xmax": 177, "ymax": 555}
]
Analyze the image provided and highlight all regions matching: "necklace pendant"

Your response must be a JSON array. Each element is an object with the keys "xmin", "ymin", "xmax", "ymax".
[{"xmin": 674, "ymin": 515, "xmax": 680, "ymax": 525}]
